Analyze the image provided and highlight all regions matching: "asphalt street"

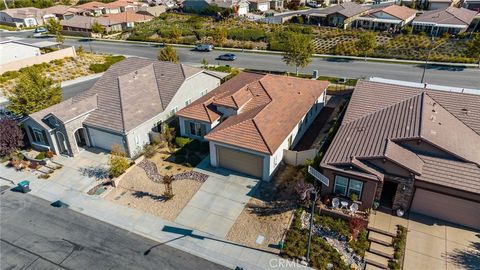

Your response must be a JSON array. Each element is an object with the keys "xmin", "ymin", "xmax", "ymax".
[
  {"xmin": 0, "ymin": 189, "xmax": 228, "ymax": 270},
  {"xmin": 4, "ymin": 31, "xmax": 480, "ymax": 90},
  {"xmin": 62, "ymin": 77, "xmax": 98, "ymax": 100}
]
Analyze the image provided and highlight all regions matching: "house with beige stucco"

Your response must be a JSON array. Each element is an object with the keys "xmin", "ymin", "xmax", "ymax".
[{"xmin": 21, "ymin": 57, "xmax": 224, "ymax": 158}]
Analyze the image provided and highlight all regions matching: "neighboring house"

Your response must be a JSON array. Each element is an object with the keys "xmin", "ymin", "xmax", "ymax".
[
  {"xmin": 270, "ymin": 0, "xmax": 284, "ymax": 10},
  {"xmin": 61, "ymin": 15, "xmax": 123, "ymax": 35},
  {"xmin": 320, "ymin": 79, "xmax": 480, "ymax": 230},
  {"xmin": 426, "ymin": 0, "xmax": 458, "ymax": 10},
  {"xmin": 137, "ymin": 5, "xmax": 167, "ymax": 16},
  {"xmin": 22, "ymin": 57, "xmax": 223, "ymax": 158},
  {"xmin": 0, "ymin": 39, "xmax": 40, "ymax": 65},
  {"xmin": 250, "ymin": 0, "xmax": 270, "ymax": 11},
  {"xmin": 463, "ymin": 0, "xmax": 480, "ymax": 12},
  {"xmin": 42, "ymin": 5, "xmax": 84, "ymax": 20},
  {"xmin": 146, "ymin": 0, "xmax": 178, "ymax": 9},
  {"xmin": 306, "ymin": 2, "xmax": 369, "ymax": 28},
  {"xmin": 412, "ymin": 6, "xmax": 478, "ymax": 35},
  {"xmin": 0, "ymin": 7, "xmax": 55, "ymax": 27},
  {"xmin": 177, "ymin": 72, "xmax": 328, "ymax": 181},
  {"xmin": 354, "ymin": 4, "xmax": 417, "ymax": 32},
  {"xmin": 102, "ymin": 11, "xmax": 153, "ymax": 30},
  {"xmin": 76, "ymin": 0, "xmax": 147, "ymax": 16}
]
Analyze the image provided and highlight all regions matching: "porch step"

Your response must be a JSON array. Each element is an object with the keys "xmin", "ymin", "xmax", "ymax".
[
  {"xmin": 368, "ymin": 226, "xmax": 397, "ymax": 237},
  {"xmin": 365, "ymin": 251, "xmax": 389, "ymax": 269},
  {"xmin": 365, "ymin": 263, "xmax": 387, "ymax": 270},
  {"xmin": 368, "ymin": 231, "xmax": 393, "ymax": 246},
  {"xmin": 369, "ymin": 242, "xmax": 394, "ymax": 259}
]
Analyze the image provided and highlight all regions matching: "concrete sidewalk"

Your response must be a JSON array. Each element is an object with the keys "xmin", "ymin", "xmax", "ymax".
[{"xmin": 0, "ymin": 165, "xmax": 306, "ymax": 270}]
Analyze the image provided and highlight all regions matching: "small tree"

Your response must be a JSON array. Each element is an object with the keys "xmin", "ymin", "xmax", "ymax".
[
  {"xmin": 356, "ymin": 32, "xmax": 376, "ymax": 60},
  {"xmin": 158, "ymin": 45, "xmax": 179, "ymax": 63},
  {"xmin": 282, "ymin": 32, "xmax": 314, "ymax": 75},
  {"xmin": 91, "ymin": 21, "xmax": 105, "ymax": 36},
  {"xmin": 0, "ymin": 119, "xmax": 24, "ymax": 156},
  {"xmin": 170, "ymin": 26, "xmax": 182, "ymax": 42},
  {"xmin": 162, "ymin": 175, "xmax": 174, "ymax": 200},
  {"xmin": 108, "ymin": 144, "xmax": 130, "ymax": 178},
  {"xmin": 6, "ymin": 67, "xmax": 62, "ymax": 116},
  {"xmin": 161, "ymin": 122, "xmax": 176, "ymax": 151},
  {"xmin": 45, "ymin": 18, "xmax": 64, "ymax": 44},
  {"xmin": 212, "ymin": 27, "xmax": 227, "ymax": 47}
]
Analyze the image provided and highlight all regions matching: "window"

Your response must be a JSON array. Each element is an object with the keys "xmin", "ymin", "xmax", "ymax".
[
  {"xmin": 348, "ymin": 179, "xmax": 363, "ymax": 198},
  {"xmin": 185, "ymin": 99, "xmax": 191, "ymax": 106},
  {"xmin": 170, "ymin": 107, "xmax": 178, "ymax": 115},
  {"xmin": 333, "ymin": 175, "xmax": 364, "ymax": 199},
  {"xmin": 333, "ymin": 176, "xmax": 348, "ymax": 196},
  {"xmin": 28, "ymin": 127, "xmax": 48, "ymax": 145},
  {"xmin": 200, "ymin": 89, "xmax": 207, "ymax": 96},
  {"xmin": 188, "ymin": 121, "xmax": 205, "ymax": 137}
]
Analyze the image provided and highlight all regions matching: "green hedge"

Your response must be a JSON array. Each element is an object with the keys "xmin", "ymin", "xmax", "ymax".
[
  {"xmin": 227, "ymin": 28, "xmax": 267, "ymax": 42},
  {"xmin": 89, "ymin": 55, "xmax": 126, "ymax": 73},
  {"xmin": 175, "ymin": 137, "xmax": 193, "ymax": 148}
]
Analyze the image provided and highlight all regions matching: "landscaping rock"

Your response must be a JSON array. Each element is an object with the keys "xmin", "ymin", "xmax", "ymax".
[{"xmin": 138, "ymin": 159, "xmax": 208, "ymax": 183}]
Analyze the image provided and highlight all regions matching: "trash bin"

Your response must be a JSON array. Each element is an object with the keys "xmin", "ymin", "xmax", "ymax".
[{"xmin": 17, "ymin": 180, "xmax": 31, "ymax": 193}]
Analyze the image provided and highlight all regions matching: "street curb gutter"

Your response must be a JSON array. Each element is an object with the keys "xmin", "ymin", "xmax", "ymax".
[{"xmin": 63, "ymin": 35, "xmax": 479, "ymax": 68}]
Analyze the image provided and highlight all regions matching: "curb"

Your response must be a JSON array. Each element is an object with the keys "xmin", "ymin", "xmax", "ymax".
[{"xmin": 62, "ymin": 36, "xmax": 479, "ymax": 68}]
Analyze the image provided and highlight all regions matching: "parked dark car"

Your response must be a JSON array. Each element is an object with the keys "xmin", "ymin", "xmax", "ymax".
[
  {"xmin": 194, "ymin": 44, "xmax": 213, "ymax": 52},
  {"xmin": 218, "ymin": 53, "xmax": 237, "ymax": 61}
]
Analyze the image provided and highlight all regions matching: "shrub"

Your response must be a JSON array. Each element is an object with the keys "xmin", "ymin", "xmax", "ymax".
[
  {"xmin": 108, "ymin": 144, "xmax": 130, "ymax": 178},
  {"xmin": 316, "ymin": 216, "xmax": 350, "ymax": 236},
  {"xmin": 0, "ymin": 70, "xmax": 20, "ymax": 84},
  {"xmin": 349, "ymin": 229, "xmax": 369, "ymax": 257},
  {"xmin": 39, "ymin": 174, "xmax": 51, "ymax": 179},
  {"xmin": 175, "ymin": 137, "xmax": 193, "ymax": 148},
  {"xmin": 46, "ymin": 150, "xmax": 54, "ymax": 158},
  {"xmin": 0, "ymin": 119, "xmax": 24, "ymax": 156},
  {"xmin": 35, "ymin": 152, "xmax": 46, "ymax": 160},
  {"xmin": 89, "ymin": 55, "xmax": 126, "ymax": 73},
  {"xmin": 144, "ymin": 144, "xmax": 157, "ymax": 158}
]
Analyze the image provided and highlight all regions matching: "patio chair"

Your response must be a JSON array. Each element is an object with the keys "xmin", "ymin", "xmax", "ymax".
[
  {"xmin": 349, "ymin": 202, "xmax": 359, "ymax": 216},
  {"xmin": 332, "ymin": 197, "xmax": 340, "ymax": 209}
]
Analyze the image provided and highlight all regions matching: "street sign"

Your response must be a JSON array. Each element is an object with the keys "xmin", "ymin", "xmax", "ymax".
[{"xmin": 308, "ymin": 166, "xmax": 329, "ymax": 186}]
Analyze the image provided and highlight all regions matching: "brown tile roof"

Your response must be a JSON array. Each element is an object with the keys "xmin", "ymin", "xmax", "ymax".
[
  {"xmin": 178, "ymin": 72, "xmax": 329, "ymax": 154},
  {"xmin": 43, "ymin": 5, "xmax": 83, "ymax": 15},
  {"xmin": 365, "ymin": 4, "xmax": 417, "ymax": 20},
  {"xmin": 321, "ymin": 80, "xmax": 480, "ymax": 193},
  {"xmin": 413, "ymin": 7, "xmax": 478, "ymax": 26},
  {"xmin": 71, "ymin": 57, "xmax": 204, "ymax": 133},
  {"xmin": 61, "ymin": 15, "xmax": 120, "ymax": 28},
  {"xmin": 75, "ymin": 1, "xmax": 105, "ymax": 10},
  {"xmin": 310, "ymin": 2, "xmax": 369, "ymax": 18},
  {"xmin": 101, "ymin": 11, "xmax": 153, "ymax": 23}
]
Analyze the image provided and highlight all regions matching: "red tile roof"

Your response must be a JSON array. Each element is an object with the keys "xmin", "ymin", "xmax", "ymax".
[
  {"xmin": 365, "ymin": 4, "xmax": 417, "ymax": 20},
  {"xmin": 177, "ymin": 72, "xmax": 329, "ymax": 154},
  {"xmin": 101, "ymin": 11, "xmax": 152, "ymax": 23}
]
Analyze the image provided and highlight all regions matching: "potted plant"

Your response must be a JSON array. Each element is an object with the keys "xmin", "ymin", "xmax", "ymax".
[{"xmin": 350, "ymin": 193, "xmax": 359, "ymax": 202}]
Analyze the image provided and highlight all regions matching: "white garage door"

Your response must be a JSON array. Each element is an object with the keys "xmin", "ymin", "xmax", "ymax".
[
  {"xmin": 411, "ymin": 188, "xmax": 480, "ymax": 230},
  {"xmin": 88, "ymin": 128, "xmax": 125, "ymax": 152},
  {"xmin": 216, "ymin": 146, "xmax": 264, "ymax": 178}
]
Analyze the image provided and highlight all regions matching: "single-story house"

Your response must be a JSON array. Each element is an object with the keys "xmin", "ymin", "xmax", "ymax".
[
  {"xmin": 464, "ymin": 0, "xmax": 480, "ymax": 12},
  {"xmin": 0, "ymin": 39, "xmax": 40, "ymax": 65},
  {"xmin": 320, "ymin": 79, "xmax": 480, "ymax": 230},
  {"xmin": 22, "ymin": 57, "xmax": 223, "ymax": 158},
  {"xmin": 177, "ymin": 72, "xmax": 329, "ymax": 181},
  {"xmin": 42, "ymin": 5, "xmax": 84, "ymax": 20},
  {"xmin": 250, "ymin": 0, "xmax": 270, "ymax": 11},
  {"xmin": 354, "ymin": 4, "xmax": 417, "ymax": 32},
  {"xmin": 0, "ymin": 7, "xmax": 56, "ymax": 28},
  {"xmin": 306, "ymin": 2, "xmax": 369, "ymax": 28},
  {"xmin": 101, "ymin": 11, "xmax": 153, "ymax": 30},
  {"xmin": 61, "ymin": 15, "xmax": 124, "ymax": 35},
  {"xmin": 412, "ymin": 6, "xmax": 478, "ymax": 36},
  {"xmin": 76, "ymin": 0, "xmax": 147, "ymax": 16}
]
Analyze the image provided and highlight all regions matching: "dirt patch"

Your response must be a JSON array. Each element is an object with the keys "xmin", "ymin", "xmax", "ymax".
[
  {"xmin": 105, "ymin": 159, "xmax": 202, "ymax": 221},
  {"xmin": 225, "ymin": 165, "xmax": 303, "ymax": 253}
]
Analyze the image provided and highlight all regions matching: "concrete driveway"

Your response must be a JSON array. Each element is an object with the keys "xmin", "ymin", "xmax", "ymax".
[
  {"xmin": 175, "ymin": 170, "xmax": 259, "ymax": 238},
  {"xmin": 404, "ymin": 213, "xmax": 480, "ymax": 270}
]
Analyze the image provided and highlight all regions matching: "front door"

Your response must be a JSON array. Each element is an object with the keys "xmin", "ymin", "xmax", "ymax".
[
  {"xmin": 379, "ymin": 181, "xmax": 398, "ymax": 209},
  {"xmin": 74, "ymin": 128, "xmax": 87, "ymax": 148}
]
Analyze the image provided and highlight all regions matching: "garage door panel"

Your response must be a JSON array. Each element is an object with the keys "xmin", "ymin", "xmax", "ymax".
[
  {"xmin": 217, "ymin": 146, "xmax": 263, "ymax": 178},
  {"xmin": 88, "ymin": 128, "xmax": 125, "ymax": 152},
  {"xmin": 411, "ymin": 188, "xmax": 480, "ymax": 230}
]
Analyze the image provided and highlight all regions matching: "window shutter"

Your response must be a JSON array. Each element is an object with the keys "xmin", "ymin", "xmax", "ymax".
[{"xmin": 200, "ymin": 124, "xmax": 206, "ymax": 136}]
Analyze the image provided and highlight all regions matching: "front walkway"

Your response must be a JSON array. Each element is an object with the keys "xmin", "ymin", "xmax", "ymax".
[
  {"xmin": 175, "ymin": 173, "xmax": 259, "ymax": 238},
  {"xmin": 369, "ymin": 211, "xmax": 480, "ymax": 270}
]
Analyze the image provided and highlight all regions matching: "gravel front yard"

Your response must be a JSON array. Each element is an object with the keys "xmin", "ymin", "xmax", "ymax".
[{"xmin": 105, "ymin": 153, "xmax": 203, "ymax": 221}]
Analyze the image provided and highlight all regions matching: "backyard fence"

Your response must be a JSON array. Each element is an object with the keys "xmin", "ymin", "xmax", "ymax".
[{"xmin": 283, "ymin": 148, "xmax": 319, "ymax": 166}]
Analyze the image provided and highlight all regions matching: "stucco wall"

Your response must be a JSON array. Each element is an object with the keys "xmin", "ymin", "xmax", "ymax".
[
  {"xmin": 0, "ymin": 46, "xmax": 77, "ymax": 73},
  {"xmin": 178, "ymin": 117, "xmax": 215, "ymax": 140},
  {"xmin": 0, "ymin": 43, "xmax": 41, "ymax": 65},
  {"xmin": 126, "ymin": 72, "xmax": 221, "ymax": 156}
]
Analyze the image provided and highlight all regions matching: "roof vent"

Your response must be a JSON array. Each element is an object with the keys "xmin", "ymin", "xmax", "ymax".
[
  {"xmin": 461, "ymin": 108, "xmax": 469, "ymax": 115},
  {"xmin": 357, "ymin": 126, "xmax": 365, "ymax": 132}
]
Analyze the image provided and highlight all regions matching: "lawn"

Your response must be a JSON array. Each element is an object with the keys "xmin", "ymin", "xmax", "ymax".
[{"xmin": 125, "ymin": 13, "xmax": 477, "ymax": 63}]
